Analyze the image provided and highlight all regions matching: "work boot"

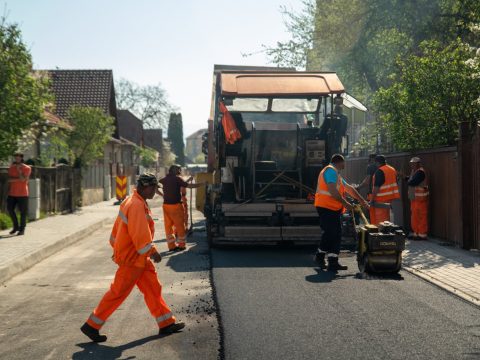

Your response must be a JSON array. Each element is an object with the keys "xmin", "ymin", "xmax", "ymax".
[
  {"xmin": 327, "ymin": 256, "xmax": 348, "ymax": 271},
  {"xmin": 17, "ymin": 229, "xmax": 25, "ymax": 236},
  {"xmin": 159, "ymin": 322, "xmax": 185, "ymax": 335},
  {"xmin": 80, "ymin": 323, "xmax": 107, "ymax": 343},
  {"xmin": 313, "ymin": 251, "xmax": 326, "ymax": 269},
  {"xmin": 9, "ymin": 228, "xmax": 18, "ymax": 235}
]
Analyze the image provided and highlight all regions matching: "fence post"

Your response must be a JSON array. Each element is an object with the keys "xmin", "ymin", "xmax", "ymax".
[{"xmin": 28, "ymin": 179, "xmax": 41, "ymax": 220}]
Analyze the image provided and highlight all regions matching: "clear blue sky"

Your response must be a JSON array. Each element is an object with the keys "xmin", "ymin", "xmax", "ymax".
[{"xmin": 1, "ymin": 0, "xmax": 304, "ymax": 138}]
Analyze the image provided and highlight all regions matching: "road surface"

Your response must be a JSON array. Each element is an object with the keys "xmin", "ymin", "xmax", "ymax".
[
  {"xmin": 0, "ymin": 215, "xmax": 219, "ymax": 359},
  {"xmin": 211, "ymin": 246, "xmax": 480, "ymax": 360}
]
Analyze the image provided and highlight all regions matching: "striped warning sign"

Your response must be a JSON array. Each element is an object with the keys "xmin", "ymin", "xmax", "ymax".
[{"xmin": 116, "ymin": 176, "xmax": 127, "ymax": 201}]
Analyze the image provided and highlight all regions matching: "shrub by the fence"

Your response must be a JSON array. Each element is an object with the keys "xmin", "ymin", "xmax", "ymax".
[{"xmin": 0, "ymin": 212, "xmax": 13, "ymax": 230}]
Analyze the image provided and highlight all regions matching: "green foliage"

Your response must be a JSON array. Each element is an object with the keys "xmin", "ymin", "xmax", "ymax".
[
  {"xmin": 0, "ymin": 19, "xmax": 52, "ymax": 161},
  {"xmin": 193, "ymin": 153, "xmax": 206, "ymax": 164},
  {"xmin": 38, "ymin": 129, "xmax": 71, "ymax": 167},
  {"xmin": 256, "ymin": 0, "xmax": 315, "ymax": 69},
  {"xmin": 374, "ymin": 40, "xmax": 480, "ymax": 150},
  {"xmin": 136, "ymin": 146, "xmax": 158, "ymax": 168},
  {"xmin": 167, "ymin": 113, "xmax": 185, "ymax": 165},
  {"xmin": 66, "ymin": 106, "xmax": 115, "ymax": 167},
  {"xmin": 264, "ymin": 0, "xmax": 480, "ymax": 151},
  {"xmin": 0, "ymin": 212, "xmax": 13, "ymax": 230}
]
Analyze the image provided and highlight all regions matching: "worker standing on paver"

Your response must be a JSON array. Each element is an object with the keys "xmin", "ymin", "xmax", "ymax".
[
  {"xmin": 313, "ymin": 154, "xmax": 369, "ymax": 271},
  {"xmin": 406, "ymin": 157, "xmax": 429, "ymax": 240},
  {"xmin": 370, "ymin": 155, "xmax": 400, "ymax": 225},
  {"xmin": 80, "ymin": 173, "xmax": 185, "ymax": 343},
  {"xmin": 158, "ymin": 165, "xmax": 205, "ymax": 251},
  {"xmin": 7, "ymin": 153, "xmax": 32, "ymax": 236}
]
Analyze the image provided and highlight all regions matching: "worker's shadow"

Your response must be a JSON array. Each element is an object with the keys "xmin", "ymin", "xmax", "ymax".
[
  {"xmin": 72, "ymin": 334, "xmax": 172, "ymax": 360},
  {"xmin": 305, "ymin": 268, "xmax": 353, "ymax": 283}
]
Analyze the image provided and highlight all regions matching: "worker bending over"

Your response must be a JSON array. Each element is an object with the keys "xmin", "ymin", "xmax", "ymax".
[
  {"xmin": 370, "ymin": 155, "xmax": 400, "ymax": 225},
  {"xmin": 158, "ymin": 165, "xmax": 205, "ymax": 251},
  {"xmin": 81, "ymin": 173, "xmax": 185, "ymax": 343},
  {"xmin": 406, "ymin": 157, "xmax": 429, "ymax": 240},
  {"xmin": 314, "ymin": 154, "xmax": 369, "ymax": 271}
]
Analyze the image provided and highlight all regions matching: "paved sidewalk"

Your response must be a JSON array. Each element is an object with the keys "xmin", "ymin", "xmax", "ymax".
[
  {"xmin": 403, "ymin": 239, "xmax": 480, "ymax": 307},
  {"xmin": 0, "ymin": 200, "xmax": 119, "ymax": 284}
]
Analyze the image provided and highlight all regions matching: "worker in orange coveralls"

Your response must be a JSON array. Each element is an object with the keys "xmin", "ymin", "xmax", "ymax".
[
  {"xmin": 406, "ymin": 157, "xmax": 429, "ymax": 240},
  {"xmin": 370, "ymin": 155, "xmax": 401, "ymax": 225},
  {"xmin": 158, "ymin": 165, "xmax": 205, "ymax": 251},
  {"xmin": 80, "ymin": 173, "xmax": 185, "ymax": 343}
]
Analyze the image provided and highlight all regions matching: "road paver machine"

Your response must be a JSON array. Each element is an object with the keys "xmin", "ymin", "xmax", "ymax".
[{"xmin": 197, "ymin": 65, "xmax": 366, "ymax": 246}]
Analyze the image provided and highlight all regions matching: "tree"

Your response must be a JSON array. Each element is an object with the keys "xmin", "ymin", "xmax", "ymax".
[
  {"xmin": 373, "ymin": 40, "xmax": 480, "ymax": 151},
  {"xmin": 66, "ymin": 106, "xmax": 115, "ymax": 167},
  {"xmin": 167, "ymin": 113, "xmax": 185, "ymax": 165},
  {"xmin": 115, "ymin": 78, "xmax": 173, "ymax": 129},
  {"xmin": 136, "ymin": 146, "xmax": 158, "ymax": 168},
  {"xmin": 265, "ymin": 0, "xmax": 479, "ymax": 103},
  {"xmin": 0, "ymin": 19, "xmax": 51, "ymax": 161}
]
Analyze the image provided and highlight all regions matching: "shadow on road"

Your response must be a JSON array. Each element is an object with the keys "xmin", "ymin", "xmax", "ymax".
[
  {"xmin": 305, "ymin": 268, "xmax": 354, "ymax": 283},
  {"xmin": 73, "ymin": 334, "xmax": 173, "ymax": 359}
]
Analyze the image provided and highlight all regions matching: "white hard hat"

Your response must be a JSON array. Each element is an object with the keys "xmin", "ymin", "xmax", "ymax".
[{"xmin": 409, "ymin": 157, "xmax": 421, "ymax": 163}]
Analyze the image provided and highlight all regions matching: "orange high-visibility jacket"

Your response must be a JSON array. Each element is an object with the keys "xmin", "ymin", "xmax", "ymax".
[
  {"xmin": 314, "ymin": 165, "xmax": 346, "ymax": 211},
  {"xmin": 373, "ymin": 164, "xmax": 400, "ymax": 202},
  {"xmin": 219, "ymin": 101, "xmax": 242, "ymax": 144},
  {"xmin": 109, "ymin": 189, "xmax": 157, "ymax": 268},
  {"xmin": 409, "ymin": 167, "xmax": 429, "ymax": 201}
]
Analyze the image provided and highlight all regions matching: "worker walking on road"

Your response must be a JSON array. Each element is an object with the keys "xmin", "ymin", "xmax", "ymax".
[
  {"xmin": 406, "ymin": 157, "xmax": 429, "ymax": 240},
  {"xmin": 81, "ymin": 173, "xmax": 185, "ymax": 343},
  {"xmin": 370, "ymin": 155, "xmax": 400, "ymax": 225},
  {"xmin": 158, "ymin": 165, "xmax": 205, "ymax": 251},
  {"xmin": 313, "ymin": 154, "xmax": 369, "ymax": 271}
]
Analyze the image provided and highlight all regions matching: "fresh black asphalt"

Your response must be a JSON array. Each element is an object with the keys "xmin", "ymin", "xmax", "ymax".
[{"xmin": 211, "ymin": 246, "xmax": 480, "ymax": 360}]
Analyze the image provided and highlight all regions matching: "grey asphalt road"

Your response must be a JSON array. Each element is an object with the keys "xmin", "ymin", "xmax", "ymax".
[
  {"xmin": 211, "ymin": 246, "xmax": 480, "ymax": 360},
  {"xmin": 0, "ymin": 207, "xmax": 219, "ymax": 360}
]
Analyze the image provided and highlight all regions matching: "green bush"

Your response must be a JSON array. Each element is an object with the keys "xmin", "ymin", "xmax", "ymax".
[{"xmin": 0, "ymin": 213, "xmax": 13, "ymax": 230}]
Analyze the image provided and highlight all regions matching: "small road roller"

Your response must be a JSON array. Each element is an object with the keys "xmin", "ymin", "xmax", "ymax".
[{"xmin": 353, "ymin": 206, "xmax": 406, "ymax": 274}]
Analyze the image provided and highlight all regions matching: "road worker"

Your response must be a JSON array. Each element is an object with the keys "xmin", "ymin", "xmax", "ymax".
[
  {"xmin": 370, "ymin": 155, "xmax": 400, "ymax": 225},
  {"xmin": 7, "ymin": 152, "xmax": 31, "ymax": 236},
  {"xmin": 158, "ymin": 165, "xmax": 205, "ymax": 251},
  {"xmin": 406, "ymin": 157, "xmax": 429, "ymax": 240},
  {"xmin": 80, "ymin": 173, "xmax": 185, "ymax": 343},
  {"xmin": 313, "ymin": 154, "xmax": 369, "ymax": 271}
]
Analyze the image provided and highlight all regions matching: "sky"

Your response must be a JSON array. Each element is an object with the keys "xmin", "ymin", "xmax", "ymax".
[{"xmin": 1, "ymin": 0, "xmax": 304, "ymax": 138}]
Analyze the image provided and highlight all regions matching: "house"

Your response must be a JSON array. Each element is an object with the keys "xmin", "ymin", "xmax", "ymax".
[
  {"xmin": 43, "ymin": 69, "xmax": 131, "ymax": 205},
  {"xmin": 143, "ymin": 129, "xmax": 163, "ymax": 153},
  {"xmin": 186, "ymin": 128, "xmax": 207, "ymax": 163}
]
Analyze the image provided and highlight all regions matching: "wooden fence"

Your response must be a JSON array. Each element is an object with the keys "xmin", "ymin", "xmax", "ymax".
[
  {"xmin": 346, "ymin": 122, "xmax": 480, "ymax": 250},
  {"xmin": 0, "ymin": 165, "xmax": 80, "ymax": 214},
  {"xmin": 345, "ymin": 147, "xmax": 462, "ymax": 246}
]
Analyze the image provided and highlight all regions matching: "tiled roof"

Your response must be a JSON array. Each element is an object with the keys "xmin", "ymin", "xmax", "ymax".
[
  {"xmin": 143, "ymin": 129, "xmax": 163, "ymax": 153},
  {"xmin": 43, "ymin": 110, "xmax": 72, "ymax": 130},
  {"xmin": 117, "ymin": 110, "xmax": 143, "ymax": 146},
  {"xmin": 43, "ymin": 70, "xmax": 116, "ymax": 119}
]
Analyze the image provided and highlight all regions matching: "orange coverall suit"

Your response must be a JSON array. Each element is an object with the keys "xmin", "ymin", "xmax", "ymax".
[
  {"xmin": 408, "ymin": 168, "xmax": 429, "ymax": 238},
  {"xmin": 370, "ymin": 164, "xmax": 400, "ymax": 225},
  {"xmin": 86, "ymin": 190, "xmax": 176, "ymax": 331},
  {"xmin": 160, "ymin": 175, "xmax": 189, "ymax": 250}
]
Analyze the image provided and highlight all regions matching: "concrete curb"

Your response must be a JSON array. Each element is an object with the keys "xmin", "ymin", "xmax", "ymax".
[
  {"xmin": 403, "ymin": 265, "xmax": 480, "ymax": 308},
  {"xmin": 0, "ymin": 217, "xmax": 114, "ymax": 285}
]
